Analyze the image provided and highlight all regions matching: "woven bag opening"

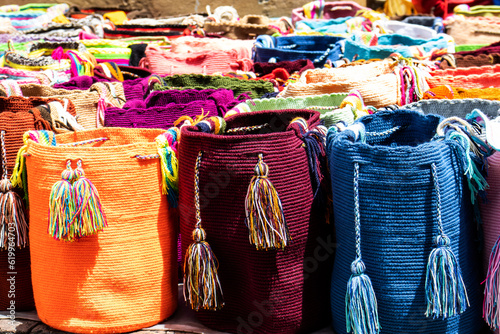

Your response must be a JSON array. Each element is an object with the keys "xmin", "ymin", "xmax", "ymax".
[
  {"xmin": 55, "ymin": 127, "xmax": 164, "ymax": 147},
  {"xmin": 224, "ymin": 109, "xmax": 319, "ymax": 135},
  {"xmin": 363, "ymin": 110, "xmax": 441, "ymax": 147}
]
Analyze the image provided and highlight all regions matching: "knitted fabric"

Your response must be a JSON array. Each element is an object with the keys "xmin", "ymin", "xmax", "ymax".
[
  {"xmin": 203, "ymin": 15, "xmax": 287, "ymax": 39},
  {"xmin": 179, "ymin": 110, "xmax": 332, "ymax": 333},
  {"xmin": 280, "ymin": 61, "xmax": 400, "ymax": 108},
  {"xmin": 169, "ymin": 36, "xmax": 254, "ymax": 60},
  {"xmin": 403, "ymin": 98, "xmax": 500, "ymax": 119},
  {"xmin": 253, "ymin": 35, "xmax": 344, "ymax": 67},
  {"xmin": 252, "ymin": 59, "xmax": 315, "ymax": 76},
  {"xmin": 143, "ymin": 45, "xmax": 253, "ymax": 76},
  {"xmin": 327, "ymin": 109, "xmax": 484, "ymax": 333},
  {"xmin": 294, "ymin": 17, "xmax": 351, "ymax": 34},
  {"xmin": 454, "ymin": 41, "xmax": 500, "ymax": 57},
  {"xmin": 155, "ymin": 74, "xmax": 275, "ymax": 99},
  {"xmin": 424, "ymin": 86, "xmax": 500, "ymax": 100},
  {"xmin": 103, "ymin": 24, "xmax": 187, "ymax": 39},
  {"xmin": 382, "ymin": 20, "xmax": 437, "ymax": 39},
  {"xmin": 439, "ymin": 54, "xmax": 500, "ymax": 69},
  {"xmin": 26, "ymin": 128, "xmax": 178, "ymax": 333},
  {"xmin": 402, "ymin": 16, "xmax": 444, "ymax": 33},
  {"xmin": 446, "ymin": 17, "xmax": 500, "ymax": 45},
  {"xmin": 454, "ymin": 4, "xmax": 500, "ymax": 16},
  {"xmin": 105, "ymin": 89, "xmax": 238, "ymax": 128},
  {"xmin": 343, "ymin": 33, "xmax": 453, "ymax": 60},
  {"xmin": 291, "ymin": 1, "xmax": 369, "ymax": 25},
  {"xmin": 0, "ymin": 83, "xmax": 126, "ymax": 129},
  {"xmin": 53, "ymin": 75, "xmax": 109, "ymax": 91},
  {"xmin": 427, "ymin": 65, "xmax": 500, "ymax": 89}
]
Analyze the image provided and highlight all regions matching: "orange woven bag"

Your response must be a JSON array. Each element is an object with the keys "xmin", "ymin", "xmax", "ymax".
[{"xmin": 24, "ymin": 128, "xmax": 177, "ymax": 333}]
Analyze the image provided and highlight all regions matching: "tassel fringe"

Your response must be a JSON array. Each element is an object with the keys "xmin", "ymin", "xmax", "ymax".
[
  {"xmin": 48, "ymin": 162, "xmax": 75, "ymax": 241},
  {"xmin": 345, "ymin": 259, "xmax": 380, "ymax": 334},
  {"xmin": 183, "ymin": 227, "xmax": 224, "ymax": 311},
  {"xmin": 0, "ymin": 178, "xmax": 28, "ymax": 249},
  {"xmin": 69, "ymin": 160, "xmax": 107, "ymax": 239},
  {"xmin": 245, "ymin": 154, "xmax": 290, "ymax": 251},
  {"xmin": 483, "ymin": 236, "xmax": 500, "ymax": 329},
  {"xmin": 425, "ymin": 235, "xmax": 470, "ymax": 318}
]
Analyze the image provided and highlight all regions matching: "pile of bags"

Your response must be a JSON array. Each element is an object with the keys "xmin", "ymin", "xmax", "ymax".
[{"xmin": 2, "ymin": 1, "xmax": 500, "ymax": 333}]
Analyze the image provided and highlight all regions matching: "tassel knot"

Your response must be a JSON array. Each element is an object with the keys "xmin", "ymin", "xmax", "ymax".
[
  {"xmin": 425, "ymin": 163, "xmax": 469, "ymax": 319},
  {"xmin": 245, "ymin": 153, "xmax": 290, "ymax": 251},
  {"xmin": 183, "ymin": 151, "xmax": 224, "ymax": 311},
  {"xmin": 48, "ymin": 160, "xmax": 75, "ymax": 241},
  {"xmin": 70, "ymin": 159, "xmax": 107, "ymax": 240}
]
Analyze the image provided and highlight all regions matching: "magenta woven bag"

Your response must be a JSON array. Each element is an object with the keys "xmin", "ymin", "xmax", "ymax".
[{"xmin": 178, "ymin": 110, "xmax": 333, "ymax": 333}]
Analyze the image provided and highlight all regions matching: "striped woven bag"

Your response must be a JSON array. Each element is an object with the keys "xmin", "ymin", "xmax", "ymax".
[
  {"xmin": 21, "ymin": 128, "xmax": 178, "ymax": 333},
  {"xmin": 177, "ymin": 110, "xmax": 333, "ymax": 333},
  {"xmin": 327, "ymin": 109, "xmax": 485, "ymax": 333}
]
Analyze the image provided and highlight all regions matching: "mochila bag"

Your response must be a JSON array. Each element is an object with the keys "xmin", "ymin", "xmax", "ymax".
[
  {"xmin": 152, "ymin": 74, "xmax": 275, "ymax": 99},
  {"xmin": 0, "ymin": 96, "xmax": 76, "ymax": 312},
  {"xmin": 423, "ymin": 85, "xmax": 500, "ymax": 101},
  {"xmin": 403, "ymin": 98, "xmax": 500, "ymax": 119},
  {"xmin": 226, "ymin": 91, "xmax": 375, "ymax": 128},
  {"xmin": 327, "ymin": 109, "xmax": 485, "ymax": 333},
  {"xmin": 176, "ymin": 110, "xmax": 333, "ymax": 333},
  {"xmin": 18, "ymin": 127, "xmax": 178, "ymax": 333},
  {"xmin": 253, "ymin": 35, "xmax": 344, "ymax": 68},
  {"xmin": 104, "ymin": 89, "xmax": 241, "ymax": 128},
  {"xmin": 291, "ymin": 1, "xmax": 369, "ymax": 25},
  {"xmin": 0, "ymin": 81, "xmax": 126, "ymax": 129},
  {"xmin": 427, "ymin": 64, "xmax": 500, "ymax": 89}
]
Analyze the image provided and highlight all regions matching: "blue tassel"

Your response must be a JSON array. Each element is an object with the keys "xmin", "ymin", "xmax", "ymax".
[
  {"xmin": 425, "ymin": 235, "xmax": 469, "ymax": 318},
  {"xmin": 345, "ymin": 259, "xmax": 380, "ymax": 334}
]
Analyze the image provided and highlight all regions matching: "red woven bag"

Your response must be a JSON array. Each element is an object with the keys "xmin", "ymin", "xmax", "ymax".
[{"xmin": 178, "ymin": 110, "xmax": 333, "ymax": 333}]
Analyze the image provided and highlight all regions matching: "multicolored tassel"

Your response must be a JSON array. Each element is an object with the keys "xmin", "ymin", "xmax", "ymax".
[
  {"xmin": 183, "ymin": 151, "xmax": 224, "ymax": 311},
  {"xmin": 345, "ymin": 162, "xmax": 380, "ymax": 334},
  {"xmin": 245, "ymin": 153, "xmax": 290, "ymax": 251},
  {"xmin": 48, "ymin": 160, "xmax": 75, "ymax": 241},
  {"xmin": 69, "ymin": 159, "xmax": 107, "ymax": 239},
  {"xmin": 425, "ymin": 163, "xmax": 469, "ymax": 319},
  {"xmin": 0, "ymin": 131, "xmax": 28, "ymax": 249},
  {"xmin": 484, "ymin": 236, "xmax": 500, "ymax": 329},
  {"xmin": 156, "ymin": 129, "xmax": 180, "ymax": 208}
]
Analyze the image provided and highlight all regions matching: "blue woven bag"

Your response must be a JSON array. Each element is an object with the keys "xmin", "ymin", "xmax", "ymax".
[
  {"xmin": 343, "ymin": 34, "xmax": 451, "ymax": 60},
  {"xmin": 253, "ymin": 35, "xmax": 344, "ymax": 67},
  {"xmin": 327, "ymin": 109, "xmax": 484, "ymax": 333}
]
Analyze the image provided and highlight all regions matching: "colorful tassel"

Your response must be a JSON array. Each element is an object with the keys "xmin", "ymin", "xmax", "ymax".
[
  {"xmin": 245, "ymin": 153, "xmax": 290, "ymax": 251},
  {"xmin": 183, "ymin": 151, "xmax": 224, "ymax": 311},
  {"xmin": 0, "ymin": 131, "xmax": 28, "ymax": 249},
  {"xmin": 69, "ymin": 159, "xmax": 107, "ymax": 240},
  {"xmin": 156, "ymin": 128, "xmax": 180, "ymax": 208},
  {"xmin": 346, "ymin": 162, "xmax": 380, "ymax": 334},
  {"xmin": 425, "ymin": 163, "xmax": 469, "ymax": 318},
  {"xmin": 48, "ymin": 160, "xmax": 75, "ymax": 241},
  {"xmin": 484, "ymin": 236, "xmax": 500, "ymax": 329}
]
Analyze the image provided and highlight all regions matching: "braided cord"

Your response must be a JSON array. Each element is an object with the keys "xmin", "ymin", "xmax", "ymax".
[
  {"xmin": 195, "ymin": 151, "xmax": 203, "ymax": 229},
  {"xmin": 1, "ymin": 131, "xmax": 7, "ymax": 179},
  {"xmin": 431, "ymin": 163, "xmax": 444, "ymax": 237},
  {"xmin": 354, "ymin": 162, "xmax": 362, "ymax": 259}
]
